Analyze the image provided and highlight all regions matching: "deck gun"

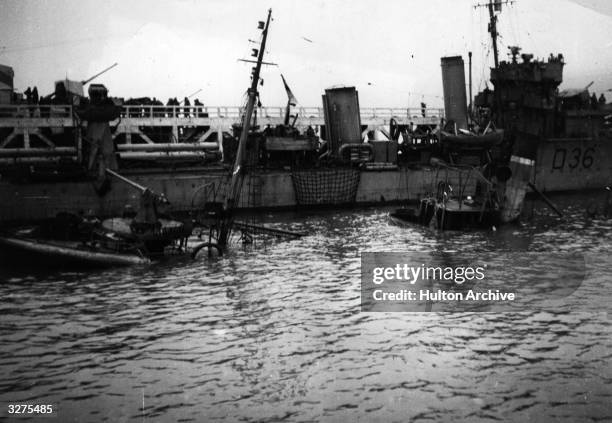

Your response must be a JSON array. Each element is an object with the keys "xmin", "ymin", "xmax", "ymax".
[
  {"xmin": 105, "ymin": 168, "xmax": 170, "ymax": 227},
  {"xmin": 46, "ymin": 62, "xmax": 118, "ymax": 101}
]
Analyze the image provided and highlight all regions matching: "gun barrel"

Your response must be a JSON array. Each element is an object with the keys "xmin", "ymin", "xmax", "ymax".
[
  {"xmin": 82, "ymin": 62, "xmax": 118, "ymax": 85},
  {"xmin": 105, "ymin": 168, "xmax": 147, "ymax": 192},
  {"xmin": 187, "ymin": 88, "xmax": 202, "ymax": 99}
]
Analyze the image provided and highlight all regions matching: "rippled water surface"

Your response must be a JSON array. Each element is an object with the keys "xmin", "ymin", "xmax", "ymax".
[{"xmin": 1, "ymin": 194, "xmax": 611, "ymax": 422}]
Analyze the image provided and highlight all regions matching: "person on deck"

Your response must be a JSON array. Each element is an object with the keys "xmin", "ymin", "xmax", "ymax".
[
  {"xmin": 183, "ymin": 97, "xmax": 191, "ymax": 117},
  {"xmin": 24, "ymin": 87, "xmax": 32, "ymax": 104},
  {"xmin": 194, "ymin": 98, "xmax": 204, "ymax": 117}
]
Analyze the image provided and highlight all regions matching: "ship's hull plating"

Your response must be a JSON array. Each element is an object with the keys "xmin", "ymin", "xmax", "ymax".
[
  {"xmin": 534, "ymin": 137, "xmax": 612, "ymax": 192},
  {"xmin": 0, "ymin": 167, "xmax": 470, "ymax": 222},
  {"xmin": 1, "ymin": 137, "xmax": 610, "ymax": 223}
]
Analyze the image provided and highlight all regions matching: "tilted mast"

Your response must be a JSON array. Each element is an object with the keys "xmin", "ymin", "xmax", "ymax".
[
  {"xmin": 226, "ymin": 8, "xmax": 271, "ymax": 208},
  {"xmin": 218, "ymin": 9, "xmax": 272, "ymax": 247}
]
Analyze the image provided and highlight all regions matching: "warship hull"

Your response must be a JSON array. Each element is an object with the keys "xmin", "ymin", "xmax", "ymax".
[
  {"xmin": 1, "ymin": 149, "xmax": 609, "ymax": 223},
  {"xmin": 533, "ymin": 137, "xmax": 612, "ymax": 192},
  {"xmin": 0, "ymin": 167, "xmax": 447, "ymax": 222},
  {"xmin": 0, "ymin": 103, "xmax": 610, "ymax": 223}
]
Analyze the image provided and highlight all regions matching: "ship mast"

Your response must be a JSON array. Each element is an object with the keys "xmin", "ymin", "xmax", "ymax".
[
  {"xmin": 488, "ymin": 0, "xmax": 500, "ymax": 69},
  {"xmin": 218, "ymin": 9, "xmax": 272, "ymax": 247},
  {"xmin": 475, "ymin": 0, "xmax": 513, "ymax": 70},
  {"xmin": 476, "ymin": 0, "xmax": 513, "ymax": 126}
]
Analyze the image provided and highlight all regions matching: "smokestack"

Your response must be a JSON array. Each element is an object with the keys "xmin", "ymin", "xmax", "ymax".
[
  {"xmin": 441, "ymin": 56, "xmax": 468, "ymax": 130},
  {"xmin": 322, "ymin": 86, "xmax": 362, "ymax": 156}
]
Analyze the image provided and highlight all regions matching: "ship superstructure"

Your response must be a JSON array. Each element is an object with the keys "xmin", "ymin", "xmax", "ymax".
[{"xmin": 474, "ymin": 0, "xmax": 612, "ymax": 191}]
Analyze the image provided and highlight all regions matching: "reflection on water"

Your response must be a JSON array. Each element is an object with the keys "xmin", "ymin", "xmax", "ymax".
[{"xmin": 1, "ymin": 194, "xmax": 611, "ymax": 422}]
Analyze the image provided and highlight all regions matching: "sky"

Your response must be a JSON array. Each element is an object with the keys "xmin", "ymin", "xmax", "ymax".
[{"xmin": 1, "ymin": 0, "xmax": 611, "ymax": 108}]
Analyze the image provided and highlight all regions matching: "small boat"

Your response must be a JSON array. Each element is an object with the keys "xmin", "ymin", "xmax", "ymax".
[
  {"xmin": 440, "ymin": 129, "xmax": 504, "ymax": 149},
  {"xmin": 390, "ymin": 197, "xmax": 499, "ymax": 231},
  {"xmin": 0, "ymin": 227, "xmax": 150, "ymax": 267},
  {"xmin": 390, "ymin": 159, "xmax": 502, "ymax": 231},
  {"xmin": 0, "ymin": 168, "xmax": 193, "ymax": 267},
  {"xmin": 100, "ymin": 216, "xmax": 193, "ymax": 255},
  {"xmin": 390, "ymin": 155, "xmax": 533, "ymax": 231}
]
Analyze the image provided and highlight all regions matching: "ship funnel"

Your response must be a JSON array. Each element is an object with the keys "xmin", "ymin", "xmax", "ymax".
[
  {"xmin": 322, "ymin": 86, "xmax": 362, "ymax": 156},
  {"xmin": 441, "ymin": 56, "xmax": 468, "ymax": 130}
]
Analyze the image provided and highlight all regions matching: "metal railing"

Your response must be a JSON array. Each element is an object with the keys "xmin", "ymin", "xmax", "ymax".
[
  {"xmin": 0, "ymin": 104, "xmax": 73, "ymax": 119},
  {"xmin": 0, "ymin": 104, "xmax": 444, "ymax": 121},
  {"xmin": 117, "ymin": 105, "xmax": 444, "ymax": 121}
]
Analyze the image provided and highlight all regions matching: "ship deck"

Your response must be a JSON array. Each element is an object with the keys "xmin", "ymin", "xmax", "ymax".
[{"xmin": 0, "ymin": 104, "xmax": 443, "ymax": 165}]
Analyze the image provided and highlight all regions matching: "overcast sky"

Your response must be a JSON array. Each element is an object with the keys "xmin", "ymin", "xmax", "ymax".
[{"xmin": 1, "ymin": 0, "xmax": 611, "ymax": 108}]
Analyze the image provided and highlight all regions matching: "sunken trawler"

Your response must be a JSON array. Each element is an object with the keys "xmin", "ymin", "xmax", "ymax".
[{"xmin": 0, "ymin": 2, "xmax": 610, "ymax": 226}]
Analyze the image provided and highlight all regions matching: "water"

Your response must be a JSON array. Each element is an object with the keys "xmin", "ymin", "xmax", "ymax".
[{"xmin": 1, "ymin": 195, "xmax": 611, "ymax": 422}]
